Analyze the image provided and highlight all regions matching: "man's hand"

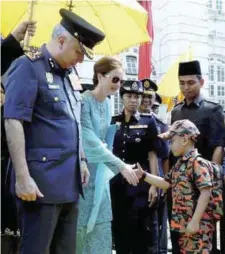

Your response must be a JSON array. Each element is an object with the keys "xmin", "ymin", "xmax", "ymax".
[
  {"xmin": 15, "ymin": 175, "xmax": 44, "ymax": 201},
  {"xmin": 12, "ymin": 20, "xmax": 37, "ymax": 42},
  {"xmin": 148, "ymin": 185, "xmax": 158, "ymax": 208},
  {"xmin": 120, "ymin": 164, "xmax": 139, "ymax": 186},
  {"xmin": 80, "ymin": 161, "xmax": 90, "ymax": 187},
  {"xmin": 186, "ymin": 219, "xmax": 200, "ymax": 235}
]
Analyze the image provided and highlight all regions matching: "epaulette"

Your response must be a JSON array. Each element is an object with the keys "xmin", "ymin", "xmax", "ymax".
[
  {"xmin": 25, "ymin": 49, "xmax": 44, "ymax": 61},
  {"xmin": 154, "ymin": 115, "xmax": 166, "ymax": 126},
  {"xmin": 204, "ymin": 99, "xmax": 219, "ymax": 105},
  {"xmin": 173, "ymin": 101, "xmax": 183, "ymax": 108},
  {"xmin": 111, "ymin": 115, "xmax": 121, "ymax": 124},
  {"xmin": 140, "ymin": 113, "xmax": 153, "ymax": 117}
]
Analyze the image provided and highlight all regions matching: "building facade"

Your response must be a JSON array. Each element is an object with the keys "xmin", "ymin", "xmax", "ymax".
[{"xmin": 78, "ymin": 0, "xmax": 225, "ymax": 114}]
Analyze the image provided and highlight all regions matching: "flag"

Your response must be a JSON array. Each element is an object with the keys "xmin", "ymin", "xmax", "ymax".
[{"xmin": 138, "ymin": 0, "xmax": 153, "ymax": 79}]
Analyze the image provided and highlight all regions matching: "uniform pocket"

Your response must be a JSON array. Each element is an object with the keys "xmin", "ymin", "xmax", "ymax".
[
  {"xmin": 26, "ymin": 148, "xmax": 61, "ymax": 162},
  {"xmin": 40, "ymin": 90, "xmax": 68, "ymax": 119}
]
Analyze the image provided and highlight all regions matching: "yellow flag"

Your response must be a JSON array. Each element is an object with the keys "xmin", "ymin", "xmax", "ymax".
[{"xmin": 158, "ymin": 47, "xmax": 193, "ymax": 111}]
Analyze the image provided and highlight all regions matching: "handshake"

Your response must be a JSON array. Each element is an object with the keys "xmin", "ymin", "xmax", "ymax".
[{"xmin": 120, "ymin": 163, "xmax": 145, "ymax": 186}]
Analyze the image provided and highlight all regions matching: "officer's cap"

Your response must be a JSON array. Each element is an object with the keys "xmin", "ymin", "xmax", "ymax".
[
  {"xmin": 120, "ymin": 80, "xmax": 143, "ymax": 97},
  {"xmin": 60, "ymin": 9, "xmax": 105, "ymax": 60},
  {"xmin": 153, "ymin": 93, "xmax": 162, "ymax": 107},
  {"xmin": 178, "ymin": 60, "xmax": 202, "ymax": 76},
  {"xmin": 140, "ymin": 79, "xmax": 158, "ymax": 94}
]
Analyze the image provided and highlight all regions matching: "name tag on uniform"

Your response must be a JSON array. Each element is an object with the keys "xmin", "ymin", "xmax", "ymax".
[
  {"xmin": 129, "ymin": 125, "xmax": 148, "ymax": 129},
  {"xmin": 48, "ymin": 84, "xmax": 60, "ymax": 89},
  {"xmin": 68, "ymin": 71, "xmax": 83, "ymax": 91}
]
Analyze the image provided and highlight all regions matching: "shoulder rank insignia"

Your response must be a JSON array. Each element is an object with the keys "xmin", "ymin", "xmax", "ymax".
[{"xmin": 25, "ymin": 49, "xmax": 43, "ymax": 61}]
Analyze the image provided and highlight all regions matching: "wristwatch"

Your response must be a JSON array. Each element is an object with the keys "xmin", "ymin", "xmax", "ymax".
[{"xmin": 81, "ymin": 158, "xmax": 88, "ymax": 163}]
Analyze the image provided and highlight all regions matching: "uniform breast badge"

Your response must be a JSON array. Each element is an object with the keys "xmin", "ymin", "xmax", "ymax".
[{"xmin": 46, "ymin": 72, "xmax": 60, "ymax": 89}]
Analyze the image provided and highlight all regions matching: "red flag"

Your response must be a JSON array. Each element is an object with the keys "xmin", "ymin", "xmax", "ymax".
[{"xmin": 138, "ymin": 0, "xmax": 154, "ymax": 79}]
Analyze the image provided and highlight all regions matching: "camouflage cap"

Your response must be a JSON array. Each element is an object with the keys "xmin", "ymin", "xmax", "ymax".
[{"xmin": 159, "ymin": 119, "xmax": 200, "ymax": 141}]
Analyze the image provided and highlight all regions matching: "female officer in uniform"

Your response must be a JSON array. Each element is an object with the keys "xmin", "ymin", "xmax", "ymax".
[{"xmin": 110, "ymin": 80, "xmax": 161, "ymax": 254}]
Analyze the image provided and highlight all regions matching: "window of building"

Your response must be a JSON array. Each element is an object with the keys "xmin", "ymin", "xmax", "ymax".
[
  {"xmin": 113, "ymin": 91, "xmax": 123, "ymax": 115},
  {"xmin": 216, "ymin": 0, "xmax": 223, "ymax": 13},
  {"xmin": 209, "ymin": 85, "xmax": 214, "ymax": 96},
  {"xmin": 218, "ymin": 86, "xmax": 225, "ymax": 96},
  {"xmin": 208, "ymin": 57, "xmax": 225, "ymax": 106},
  {"xmin": 209, "ymin": 0, "xmax": 223, "ymax": 14},
  {"xmin": 209, "ymin": 64, "xmax": 214, "ymax": 81},
  {"xmin": 209, "ymin": 0, "xmax": 212, "ymax": 8},
  {"xmin": 126, "ymin": 56, "xmax": 138, "ymax": 75}
]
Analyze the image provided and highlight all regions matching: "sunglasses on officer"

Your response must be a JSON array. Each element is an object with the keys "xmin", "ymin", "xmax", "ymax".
[{"xmin": 103, "ymin": 73, "xmax": 125, "ymax": 85}]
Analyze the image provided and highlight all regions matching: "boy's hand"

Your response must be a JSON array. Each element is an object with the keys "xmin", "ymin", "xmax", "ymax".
[{"xmin": 186, "ymin": 219, "xmax": 200, "ymax": 234}]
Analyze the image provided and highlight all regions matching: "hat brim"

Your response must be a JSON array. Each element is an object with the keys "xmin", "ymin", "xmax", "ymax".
[
  {"xmin": 158, "ymin": 130, "xmax": 175, "ymax": 140},
  {"xmin": 143, "ymin": 90, "xmax": 155, "ymax": 95},
  {"xmin": 79, "ymin": 42, "xmax": 94, "ymax": 60}
]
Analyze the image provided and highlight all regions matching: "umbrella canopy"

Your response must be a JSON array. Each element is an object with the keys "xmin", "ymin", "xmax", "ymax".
[
  {"xmin": 158, "ymin": 47, "xmax": 193, "ymax": 111},
  {"xmin": 1, "ymin": 0, "xmax": 150, "ymax": 56}
]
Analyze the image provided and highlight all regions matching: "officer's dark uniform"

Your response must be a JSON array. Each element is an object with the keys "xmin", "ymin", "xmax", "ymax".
[
  {"xmin": 1, "ymin": 31, "xmax": 24, "ymax": 254},
  {"xmin": 140, "ymin": 79, "xmax": 170, "ymax": 254},
  {"xmin": 110, "ymin": 81, "xmax": 162, "ymax": 254},
  {"xmin": 169, "ymin": 61, "xmax": 225, "ymax": 254},
  {"xmin": 4, "ymin": 9, "xmax": 104, "ymax": 254}
]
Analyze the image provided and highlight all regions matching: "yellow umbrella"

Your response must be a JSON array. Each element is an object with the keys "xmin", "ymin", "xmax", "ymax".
[
  {"xmin": 158, "ymin": 47, "xmax": 193, "ymax": 111},
  {"xmin": 1, "ymin": 0, "xmax": 150, "ymax": 56}
]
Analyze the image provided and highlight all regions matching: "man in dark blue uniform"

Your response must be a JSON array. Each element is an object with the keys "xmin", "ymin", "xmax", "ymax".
[
  {"xmin": 4, "ymin": 9, "xmax": 105, "ymax": 254},
  {"xmin": 110, "ymin": 80, "xmax": 162, "ymax": 254},
  {"xmin": 170, "ymin": 60, "xmax": 225, "ymax": 254},
  {"xmin": 139, "ymin": 79, "xmax": 170, "ymax": 254}
]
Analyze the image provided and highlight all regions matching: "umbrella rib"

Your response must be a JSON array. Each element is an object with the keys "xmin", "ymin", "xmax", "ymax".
[
  {"xmin": 86, "ymin": 0, "xmax": 113, "ymax": 54},
  {"xmin": 9, "ymin": 9, "xmax": 28, "ymax": 34},
  {"xmin": 118, "ymin": 1, "xmax": 151, "ymax": 42}
]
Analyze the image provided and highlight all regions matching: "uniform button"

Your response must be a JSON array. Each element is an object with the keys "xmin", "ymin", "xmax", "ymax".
[
  {"xmin": 122, "ymin": 150, "xmax": 125, "ymax": 152},
  {"xmin": 123, "ymin": 134, "xmax": 126, "ymax": 136},
  {"xmin": 122, "ymin": 158, "xmax": 125, "ymax": 161},
  {"xmin": 137, "ymin": 132, "xmax": 139, "ymax": 135},
  {"xmin": 54, "ymin": 97, "xmax": 59, "ymax": 102},
  {"xmin": 42, "ymin": 156, "xmax": 47, "ymax": 162},
  {"xmin": 123, "ymin": 141, "xmax": 126, "ymax": 144}
]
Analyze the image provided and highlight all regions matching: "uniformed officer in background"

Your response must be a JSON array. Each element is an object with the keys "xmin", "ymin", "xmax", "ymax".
[
  {"xmin": 170, "ymin": 60, "xmax": 225, "ymax": 254},
  {"xmin": 139, "ymin": 79, "xmax": 170, "ymax": 254},
  {"xmin": 110, "ymin": 80, "xmax": 162, "ymax": 254},
  {"xmin": 152, "ymin": 93, "xmax": 162, "ymax": 115},
  {"xmin": 139, "ymin": 78, "xmax": 158, "ymax": 114},
  {"xmin": 4, "ymin": 9, "xmax": 105, "ymax": 254}
]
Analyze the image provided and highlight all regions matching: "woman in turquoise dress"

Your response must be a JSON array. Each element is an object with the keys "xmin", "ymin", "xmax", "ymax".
[{"xmin": 76, "ymin": 56, "xmax": 139, "ymax": 254}]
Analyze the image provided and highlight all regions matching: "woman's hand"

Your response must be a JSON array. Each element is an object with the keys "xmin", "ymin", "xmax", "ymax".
[{"xmin": 120, "ymin": 164, "xmax": 139, "ymax": 186}]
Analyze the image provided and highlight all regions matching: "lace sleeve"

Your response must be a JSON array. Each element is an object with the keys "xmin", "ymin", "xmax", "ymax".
[{"xmin": 81, "ymin": 94, "xmax": 125, "ymax": 174}]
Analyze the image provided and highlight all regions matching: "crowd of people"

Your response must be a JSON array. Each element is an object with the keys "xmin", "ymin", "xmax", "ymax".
[{"xmin": 1, "ymin": 8, "xmax": 225, "ymax": 254}]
